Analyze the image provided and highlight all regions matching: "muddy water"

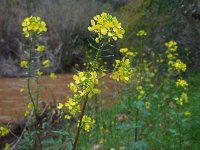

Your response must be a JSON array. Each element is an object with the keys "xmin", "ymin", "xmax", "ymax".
[{"xmin": 0, "ymin": 74, "xmax": 118, "ymax": 123}]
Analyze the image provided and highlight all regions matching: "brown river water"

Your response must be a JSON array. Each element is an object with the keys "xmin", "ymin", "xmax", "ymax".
[{"xmin": 0, "ymin": 74, "xmax": 118, "ymax": 123}]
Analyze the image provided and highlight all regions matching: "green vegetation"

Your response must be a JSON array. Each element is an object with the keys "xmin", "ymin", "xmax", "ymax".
[
  {"xmin": 0, "ymin": 0, "xmax": 200, "ymax": 149},
  {"xmin": 78, "ymin": 70, "xmax": 200, "ymax": 149}
]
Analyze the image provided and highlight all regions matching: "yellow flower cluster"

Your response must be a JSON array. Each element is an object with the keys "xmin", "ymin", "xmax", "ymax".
[
  {"xmin": 165, "ymin": 40, "xmax": 178, "ymax": 51},
  {"xmin": 20, "ymin": 60, "xmax": 28, "ymax": 68},
  {"xmin": 165, "ymin": 40, "xmax": 186, "ymax": 73},
  {"xmin": 175, "ymin": 92, "xmax": 188, "ymax": 106},
  {"xmin": 136, "ymin": 85, "xmax": 145, "ymax": 100},
  {"xmin": 50, "ymin": 73, "xmax": 57, "ymax": 80},
  {"xmin": 145, "ymin": 102, "xmax": 151, "ymax": 109},
  {"xmin": 58, "ymin": 71, "xmax": 100, "ymax": 132},
  {"xmin": 0, "ymin": 127, "xmax": 9, "ymax": 137},
  {"xmin": 184, "ymin": 111, "xmax": 191, "ymax": 116},
  {"xmin": 22, "ymin": 16, "xmax": 47, "ymax": 38},
  {"xmin": 136, "ymin": 30, "xmax": 147, "ymax": 37},
  {"xmin": 110, "ymin": 48, "xmax": 133, "ymax": 83},
  {"xmin": 173, "ymin": 59, "xmax": 187, "ymax": 72},
  {"xmin": 37, "ymin": 71, "xmax": 43, "ymax": 76},
  {"xmin": 77, "ymin": 115, "xmax": 95, "ymax": 132},
  {"xmin": 64, "ymin": 97, "xmax": 81, "ymax": 115},
  {"xmin": 88, "ymin": 12, "xmax": 125, "ymax": 43},
  {"xmin": 36, "ymin": 45, "xmax": 45, "ymax": 52},
  {"xmin": 42, "ymin": 59, "xmax": 51, "ymax": 68},
  {"xmin": 69, "ymin": 71, "xmax": 100, "ymax": 98},
  {"xmin": 176, "ymin": 79, "xmax": 188, "ymax": 89},
  {"xmin": 3, "ymin": 143, "xmax": 10, "ymax": 150}
]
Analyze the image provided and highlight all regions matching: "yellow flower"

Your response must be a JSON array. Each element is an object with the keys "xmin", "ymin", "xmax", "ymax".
[
  {"xmin": 173, "ymin": 59, "xmax": 187, "ymax": 72},
  {"xmin": 136, "ymin": 30, "xmax": 147, "ymax": 37},
  {"xmin": 165, "ymin": 40, "xmax": 178, "ymax": 51},
  {"xmin": 0, "ymin": 127, "xmax": 9, "ymax": 137},
  {"xmin": 180, "ymin": 92, "xmax": 188, "ymax": 103},
  {"xmin": 27, "ymin": 102, "xmax": 33, "ymax": 109},
  {"xmin": 42, "ymin": 59, "xmax": 50, "ymax": 68},
  {"xmin": 184, "ymin": 111, "xmax": 191, "ymax": 116},
  {"xmin": 111, "ymin": 57, "xmax": 133, "ymax": 83},
  {"xmin": 50, "ymin": 73, "xmax": 57, "ymax": 80},
  {"xmin": 22, "ymin": 16, "xmax": 47, "ymax": 38},
  {"xmin": 3, "ymin": 143, "xmax": 10, "ymax": 150},
  {"xmin": 65, "ymin": 98, "xmax": 80, "ymax": 115},
  {"xmin": 78, "ymin": 115, "xmax": 95, "ymax": 132},
  {"xmin": 69, "ymin": 82, "xmax": 78, "ymax": 93},
  {"xmin": 57, "ymin": 103, "xmax": 64, "ymax": 109},
  {"xmin": 37, "ymin": 71, "xmax": 43, "ymax": 76},
  {"xmin": 64, "ymin": 115, "xmax": 71, "ymax": 120},
  {"xmin": 88, "ymin": 12, "xmax": 125, "ymax": 42},
  {"xmin": 175, "ymin": 92, "xmax": 188, "ymax": 106},
  {"xmin": 36, "ymin": 45, "xmax": 45, "ymax": 52},
  {"xmin": 20, "ymin": 60, "xmax": 28, "ymax": 68},
  {"xmin": 145, "ymin": 102, "xmax": 151, "ymax": 109},
  {"xmin": 20, "ymin": 88, "xmax": 24, "ymax": 93},
  {"xmin": 73, "ymin": 72, "xmax": 86, "ymax": 84},
  {"xmin": 120, "ymin": 48, "xmax": 128, "ymax": 54},
  {"xmin": 176, "ymin": 79, "xmax": 188, "ymax": 89}
]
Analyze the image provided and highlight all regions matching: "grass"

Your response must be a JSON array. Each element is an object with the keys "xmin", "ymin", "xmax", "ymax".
[{"xmin": 78, "ymin": 70, "xmax": 200, "ymax": 149}]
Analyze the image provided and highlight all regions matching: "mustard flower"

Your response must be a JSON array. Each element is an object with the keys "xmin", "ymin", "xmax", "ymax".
[
  {"xmin": 4, "ymin": 143, "xmax": 10, "ymax": 150},
  {"xmin": 0, "ymin": 127, "xmax": 9, "ymax": 137},
  {"xmin": 64, "ymin": 115, "xmax": 71, "ymax": 120},
  {"xmin": 42, "ymin": 59, "xmax": 51, "ymax": 68},
  {"xmin": 57, "ymin": 103, "xmax": 64, "ymax": 109},
  {"xmin": 176, "ymin": 79, "xmax": 188, "ymax": 89},
  {"xmin": 36, "ymin": 45, "xmax": 45, "ymax": 52},
  {"xmin": 88, "ymin": 12, "xmax": 125, "ymax": 42},
  {"xmin": 69, "ymin": 82, "xmax": 78, "ymax": 93},
  {"xmin": 180, "ymin": 92, "xmax": 188, "ymax": 103},
  {"xmin": 119, "ymin": 48, "xmax": 128, "ymax": 54},
  {"xmin": 22, "ymin": 16, "xmax": 47, "ymax": 38},
  {"xmin": 65, "ymin": 98, "xmax": 80, "ymax": 115},
  {"xmin": 145, "ymin": 102, "xmax": 151, "ymax": 109},
  {"xmin": 165, "ymin": 40, "xmax": 178, "ymax": 51},
  {"xmin": 173, "ymin": 59, "xmax": 187, "ymax": 72},
  {"xmin": 110, "ymin": 57, "xmax": 133, "ymax": 83},
  {"xmin": 136, "ymin": 30, "xmax": 147, "ymax": 37},
  {"xmin": 28, "ymin": 102, "xmax": 33, "ymax": 109},
  {"xmin": 175, "ymin": 92, "xmax": 188, "ymax": 106},
  {"xmin": 77, "ymin": 115, "xmax": 95, "ymax": 132},
  {"xmin": 73, "ymin": 72, "xmax": 86, "ymax": 84},
  {"xmin": 70, "ymin": 71, "xmax": 100, "ymax": 98},
  {"xmin": 20, "ymin": 88, "xmax": 24, "ymax": 93},
  {"xmin": 37, "ymin": 71, "xmax": 43, "ymax": 76},
  {"xmin": 184, "ymin": 111, "xmax": 191, "ymax": 116},
  {"xmin": 20, "ymin": 60, "xmax": 28, "ymax": 68},
  {"xmin": 50, "ymin": 73, "xmax": 57, "ymax": 80}
]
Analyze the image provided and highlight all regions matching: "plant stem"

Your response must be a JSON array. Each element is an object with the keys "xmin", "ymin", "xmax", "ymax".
[
  {"xmin": 27, "ymin": 33, "xmax": 38, "ymax": 122},
  {"xmin": 27, "ymin": 33, "xmax": 42, "ymax": 149},
  {"xmin": 73, "ymin": 95, "xmax": 88, "ymax": 150},
  {"xmin": 177, "ymin": 106, "xmax": 182, "ymax": 150},
  {"xmin": 135, "ymin": 108, "xmax": 139, "ymax": 142}
]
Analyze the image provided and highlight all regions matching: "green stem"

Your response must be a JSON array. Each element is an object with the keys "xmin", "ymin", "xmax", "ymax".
[
  {"xmin": 177, "ymin": 106, "xmax": 182, "ymax": 150},
  {"xmin": 73, "ymin": 95, "xmax": 88, "ymax": 150},
  {"xmin": 135, "ymin": 108, "xmax": 139, "ymax": 142},
  {"xmin": 27, "ymin": 33, "xmax": 42, "ymax": 149},
  {"xmin": 27, "ymin": 33, "xmax": 38, "ymax": 122}
]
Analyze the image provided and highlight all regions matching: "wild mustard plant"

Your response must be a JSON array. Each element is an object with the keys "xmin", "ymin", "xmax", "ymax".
[
  {"xmin": 162, "ymin": 40, "xmax": 190, "ymax": 149},
  {"xmin": 57, "ymin": 12, "xmax": 125, "ymax": 149},
  {"xmin": 20, "ymin": 16, "xmax": 57, "ymax": 149}
]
